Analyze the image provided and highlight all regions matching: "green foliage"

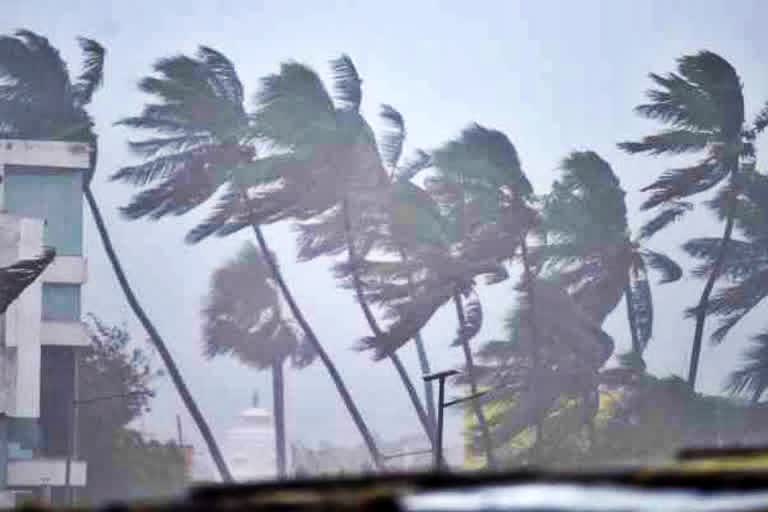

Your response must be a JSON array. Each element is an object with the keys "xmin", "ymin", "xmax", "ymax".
[
  {"xmin": 619, "ymin": 51, "xmax": 751, "ymax": 240},
  {"xmin": 106, "ymin": 429, "xmax": 188, "ymax": 501},
  {"xmin": 0, "ymin": 30, "xmax": 103, "ymax": 142},
  {"xmin": 468, "ymin": 372, "xmax": 768, "ymax": 469},
  {"xmin": 202, "ymin": 242, "xmax": 314, "ymax": 369},
  {"xmin": 78, "ymin": 316, "xmax": 187, "ymax": 504}
]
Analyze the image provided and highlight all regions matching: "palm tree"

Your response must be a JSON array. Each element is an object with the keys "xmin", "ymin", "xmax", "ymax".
[
  {"xmin": 113, "ymin": 48, "xmax": 383, "ymax": 467},
  {"xmin": 542, "ymin": 152, "xmax": 682, "ymax": 365},
  {"xmin": 618, "ymin": 51, "xmax": 765, "ymax": 389},
  {"xmin": 474, "ymin": 277, "xmax": 624, "ymax": 461},
  {"xmin": 203, "ymin": 242, "xmax": 314, "ymax": 477},
  {"xmin": 685, "ymin": 169, "xmax": 768, "ymax": 403},
  {"xmin": 0, "ymin": 31, "xmax": 233, "ymax": 480},
  {"xmin": 246, "ymin": 55, "xmax": 435, "ymax": 450},
  {"xmin": 377, "ymin": 105, "xmax": 438, "ymax": 429},
  {"xmin": 349, "ymin": 125, "xmax": 538, "ymax": 468}
]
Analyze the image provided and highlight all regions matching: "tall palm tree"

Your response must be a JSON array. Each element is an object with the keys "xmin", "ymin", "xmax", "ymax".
[
  {"xmin": 0, "ymin": 31, "xmax": 233, "ymax": 480},
  {"xmin": 245, "ymin": 55, "xmax": 435, "ymax": 450},
  {"xmin": 685, "ymin": 169, "xmax": 768, "ymax": 403},
  {"xmin": 377, "ymin": 105, "xmax": 438, "ymax": 428},
  {"xmin": 113, "ymin": 48, "xmax": 383, "ymax": 467},
  {"xmin": 203, "ymin": 242, "xmax": 314, "ymax": 478},
  {"xmin": 542, "ymin": 152, "xmax": 682, "ymax": 365},
  {"xmin": 348, "ymin": 125, "xmax": 538, "ymax": 468},
  {"xmin": 618, "ymin": 51, "xmax": 764, "ymax": 389}
]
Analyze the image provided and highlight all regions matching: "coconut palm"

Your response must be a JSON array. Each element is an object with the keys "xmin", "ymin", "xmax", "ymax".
[
  {"xmin": 345, "ymin": 125, "xmax": 538, "ymax": 468},
  {"xmin": 0, "ymin": 31, "xmax": 232, "ymax": 480},
  {"xmin": 542, "ymin": 152, "xmax": 682, "ymax": 364},
  {"xmin": 618, "ymin": 51, "xmax": 765, "ymax": 389},
  {"xmin": 685, "ymin": 169, "xmax": 768, "ymax": 402},
  {"xmin": 203, "ymin": 242, "xmax": 314, "ymax": 477},
  {"xmin": 114, "ymin": 49, "xmax": 383, "ymax": 466},
  {"xmin": 246, "ymin": 55, "xmax": 435, "ymax": 451}
]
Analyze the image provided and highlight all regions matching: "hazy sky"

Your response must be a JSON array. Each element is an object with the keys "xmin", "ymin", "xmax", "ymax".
[{"xmin": 3, "ymin": 0, "xmax": 768, "ymax": 471}]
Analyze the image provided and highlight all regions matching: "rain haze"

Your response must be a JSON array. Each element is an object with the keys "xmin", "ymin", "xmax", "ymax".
[{"xmin": 2, "ymin": 0, "xmax": 768, "ymax": 490}]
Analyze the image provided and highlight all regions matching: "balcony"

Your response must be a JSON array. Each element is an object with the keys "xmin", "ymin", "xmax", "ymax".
[{"xmin": 40, "ymin": 321, "xmax": 89, "ymax": 346}]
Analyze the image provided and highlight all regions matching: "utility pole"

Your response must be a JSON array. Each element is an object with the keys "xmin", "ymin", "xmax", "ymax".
[{"xmin": 423, "ymin": 369, "xmax": 489, "ymax": 471}]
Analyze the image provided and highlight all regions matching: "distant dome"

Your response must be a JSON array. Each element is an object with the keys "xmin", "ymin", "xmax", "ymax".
[{"xmin": 224, "ymin": 407, "xmax": 277, "ymax": 481}]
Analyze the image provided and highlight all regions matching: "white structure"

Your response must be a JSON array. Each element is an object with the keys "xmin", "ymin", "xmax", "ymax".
[
  {"xmin": 0, "ymin": 140, "xmax": 90, "ymax": 502},
  {"xmin": 223, "ymin": 407, "xmax": 277, "ymax": 482}
]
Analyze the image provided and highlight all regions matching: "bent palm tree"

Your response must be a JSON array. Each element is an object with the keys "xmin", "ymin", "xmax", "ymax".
[
  {"xmin": 248, "ymin": 56, "xmax": 434, "ymax": 450},
  {"xmin": 114, "ymin": 48, "xmax": 382, "ymax": 467},
  {"xmin": 685, "ymin": 169, "xmax": 768, "ymax": 402},
  {"xmin": 203, "ymin": 242, "xmax": 314, "ymax": 478},
  {"xmin": 619, "ymin": 51, "xmax": 764, "ymax": 389},
  {"xmin": 542, "ymin": 152, "xmax": 682, "ymax": 365},
  {"xmin": 0, "ymin": 31, "xmax": 232, "ymax": 480},
  {"xmin": 349, "ymin": 125, "xmax": 538, "ymax": 468}
]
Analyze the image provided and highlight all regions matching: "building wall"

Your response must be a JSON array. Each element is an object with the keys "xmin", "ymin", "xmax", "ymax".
[
  {"xmin": 0, "ymin": 141, "xmax": 90, "ymax": 496},
  {"xmin": 3, "ymin": 167, "xmax": 83, "ymax": 256}
]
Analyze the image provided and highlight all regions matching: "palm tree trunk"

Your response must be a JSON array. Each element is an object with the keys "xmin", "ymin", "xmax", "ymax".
[
  {"xmin": 249, "ymin": 224, "xmax": 383, "ymax": 468},
  {"xmin": 624, "ymin": 285, "xmax": 642, "ymax": 357},
  {"xmin": 688, "ymin": 201, "xmax": 736, "ymax": 390},
  {"xmin": 398, "ymin": 248, "xmax": 437, "ymax": 428},
  {"xmin": 520, "ymin": 235, "xmax": 544, "ymax": 457},
  {"xmin": 84, "ymin": 187, "xmax": 233, "ymax": 482},
  {"xmin": 341, "ymin": 200, "xmax": 436, "ymax": 450},
  {"xmin": 413, "ymin": 332, "xmax": 436, "ymax": 426},
  {"xmin": 452, "ymin": 292, "xmax": 497, "ymax": 470},
  {"xmin": 272, "ymin": 358, "xmax": 287, "ymax": 478}
]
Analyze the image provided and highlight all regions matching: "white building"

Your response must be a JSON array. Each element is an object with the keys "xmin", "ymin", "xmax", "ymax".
[
  {"xmin": 0, "ymin": 140, "xmax": 91, "ymax": 504},
  {"xmin": 223, "ymin": 407, "xmax": 277, "ymax": 482}
]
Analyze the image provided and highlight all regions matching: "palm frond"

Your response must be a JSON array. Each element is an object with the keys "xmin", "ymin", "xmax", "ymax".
[
  {"xmin": 73, "ymin": 37, "xmax": 105, "ymax": 106},
  {"xmin": 0, "ymin": 247, "xmax": 56, "ymax": 314},
  {"xmin": 618, "ymin": 130, "xmax": 712, "ymax": 155},
  {"xmin": 627, "ymin": 271, "xmax": 653, "ymax": 350},
  {"xmin": 726, "ymin": 331, "xmax": 768, "ymax": 402},
  {"xmin": 185, "ymin": 186, "xmax": 244, "ymax": 244},
  {"xmin": 638, "ymin": 201, "xmax": 693, "ymax": 239},
  {"xmin": 395, "ymin": 149, "xmax": 431, "ymax": 182},
  {"xmin": 254, "ymin": 61, "xmax": 336, "ymax": 148},
  {"xmin": 642, "ymin": 249, "xmax": 683, "ymax": 283},
  {"xmin": 640, "ymin": 161, "xmax": 727, "ymax": 210},
  {"xmin": 379, "ymin": 104, "xmax": 405, "ymax": 169},
  {"xmin": 330, "ymin": 54, "xmax": 362, "ymax": 111},
  {"xmin": 706, "ymin": 269, "xmax": 768, "ymax": 343},
  {"xmin": 684, "ymin": 238, "xmax": 762, "ymax": 279},
  {"xmin": 197, "ymin": 46, "xmax": 244, "ymax": 106}
]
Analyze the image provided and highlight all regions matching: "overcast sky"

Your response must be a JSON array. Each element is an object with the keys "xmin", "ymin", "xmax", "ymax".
[{"xmin": 3, "ymin": 0, "xmax": 768, "ymax": 472}]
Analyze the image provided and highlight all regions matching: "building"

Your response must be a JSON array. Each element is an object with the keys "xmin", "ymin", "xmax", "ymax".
[
  {"xmin": 0, "ymin": 140, "xmax": 90, "ymax": 504},
  {"xmin": 223, "ymin": 406, "xmax": 277, "ymax": 482}
]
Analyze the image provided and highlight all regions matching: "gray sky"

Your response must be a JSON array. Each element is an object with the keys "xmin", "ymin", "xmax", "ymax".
[{"xmin": 3, "ymin": 0, "xmax": 768, "ymax": 468}]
